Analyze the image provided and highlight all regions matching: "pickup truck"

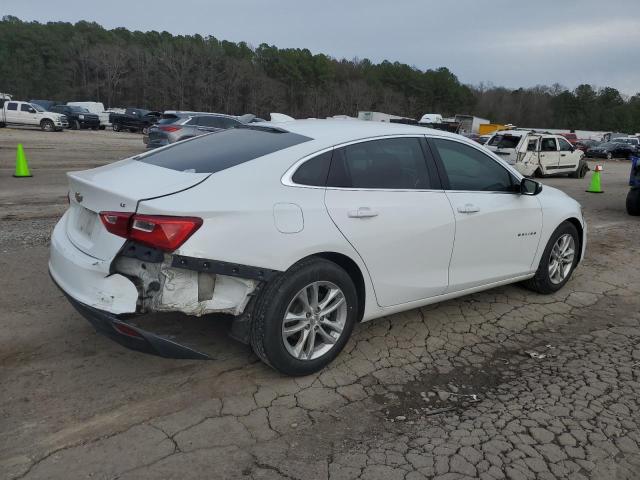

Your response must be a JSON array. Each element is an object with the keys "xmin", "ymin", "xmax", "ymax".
[
  {"xmin": 50, "ymin": 104, "xmax": 101, "ymax": 130},
  {"xmin": 485, "ymin": 130, "xmax": 588, "ymax": 178},
  {"xmin": 109, "ymin": 108, "xmax": 161, "ymax": 133},
  {"xmin": 0, "ymin": 99, "xmax": 68, "ymax": 131}
]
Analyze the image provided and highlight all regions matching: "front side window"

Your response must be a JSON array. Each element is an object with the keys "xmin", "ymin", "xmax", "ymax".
[
  {"xmin": 541, "ymin": 138, "xmax": 558, "ymax": 152},
  {"xmin": 558, "ymin": 138, "xmax": 573, "ymax": 151},
  {"xmin": 292, "ymin": 151, "xmax": 332, "ymax": 186},
  {"xmin": 327, "ymin": 137, "xmax": 431, "ymax": 189},
  {"xmin": 20, "ymin": 104, "xmax": 32, "ymax": 112},
  {"xmin": 431, "ymin": 138, "xmax": 515, "ymax": 192}
]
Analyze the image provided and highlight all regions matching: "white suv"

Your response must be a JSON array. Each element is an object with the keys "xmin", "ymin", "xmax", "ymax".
[{"xmin": 49, "ymin": 121, "xmax": 586, "ymax": 375}]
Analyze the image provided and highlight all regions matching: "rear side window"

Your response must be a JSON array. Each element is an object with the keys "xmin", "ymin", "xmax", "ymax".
[
  {"xmin": 7, "ymin": 102, "xmax": 17, "ymax": 111},
  {"xmin": 138, "ymin": 127, "xmax": 312, "ymax": 173},
  {"xmin": 292, "ymin": 151, "xmax": 332, "ymax": 186},
  {"xmin": 198, "ymin": 116, "xmax": 239, "ymax": 129},
  {"xmin": 541, "ymin": 138, "xmax": 558, "ymax": 151},
  {"xmin": 488, "ymin": 134, "xmax": 521, "ymax": 149},
  {"xmin": 327, "ymin": 137, "xmax": 431, "ymax": 189}
]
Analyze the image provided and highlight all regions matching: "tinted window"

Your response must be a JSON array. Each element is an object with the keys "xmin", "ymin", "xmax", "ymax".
[
  {"xmin": 527, "ymin": 139, "xmax": 538, "ymax": 151},
  {"xmin": 541, "ymin": 138, "xmax": 558, "ymax": 152},
  {"xmin": 432, "ymin": 138, "xmax": 515, "ymax": 192},
  {"xmin": 327, "ymin": 137, "xmax": 430, "ymax": 189},
  {"xmin": 138, "ymin": 127, "xmax": 312, "ymax": 173},
  {"xmin": 488, "ymin": 134, "xmax": 521, "ymax": 149},
  {"xmin": 157, "ymin": 115, "xmax": 183, "ymax": 125},
  {"xmin": 7, "ymin": 102, "xmax": 17, "ymax": 111},
  {"xmin": 558, "ymin": 138, "xmax": 573, "ymax": 151},
  {"xmin": 292, "ymin": 151, "xmax": 332, "ymax": 186},
  {"xmin": 198, "ymin": 116, "xmax": 239, "ymax": 129},
  {"xmin": 20, "ymin": 104, "xmax": 32, "ymax": 112}
]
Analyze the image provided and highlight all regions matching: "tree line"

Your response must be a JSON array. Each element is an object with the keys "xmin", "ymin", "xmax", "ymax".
[{"xmin": 1, "ymin": 16, "xmax": 639, "ymax": 133}]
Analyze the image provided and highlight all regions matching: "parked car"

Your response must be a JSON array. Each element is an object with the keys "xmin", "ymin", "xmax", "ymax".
[
  {"xmin": 67, "ymin": 102, "xmax": 111, "ymax": 130},
  {"xmin": 615, "ymin": 137, "xmax": 640, "ymax": 147},
  {"xmin": 110, "ymin": 108, "xmax": 161, "ymax": 133},
  {"xmin": 627, "ymin": 156, "xmax": 640, "ymax": 215},
  {"xmin": 575, "ymin": 139, "xmax": 600, "ymax": 152},
  {"xmin": 49, "ymin": 120, "xmax": 586, "ymax": 375},
  {"xmin": 485, "ymin": 130, "xmax": 588, "ymax": 178},
  {"xmin": 585, "ymin": 141, "xmax": 639, "ymax": 160},
  {"xmin": 144, "ymin": 113, "xmax": 254, "ymax": 149},
  {"xmin": 0, "ymin": 99, "xmax": 68, "ymax": 131},
  {"xmin": 560, "ymin": 133, "xmax": 578, "ymax": 145},
  {"xmin": 50, "ymin": 105, "xmax": 100, "ymax": 130}
]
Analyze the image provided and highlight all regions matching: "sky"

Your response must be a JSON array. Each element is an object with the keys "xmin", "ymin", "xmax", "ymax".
[{"xmin": 3, "ymin": 0, "xmax": 640, "ymax": 95}]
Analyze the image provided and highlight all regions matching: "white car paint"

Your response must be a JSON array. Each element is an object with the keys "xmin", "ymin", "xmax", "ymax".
[{"xmin": 50, "ymin": 120, "xmax": 586, "ymax": 326}]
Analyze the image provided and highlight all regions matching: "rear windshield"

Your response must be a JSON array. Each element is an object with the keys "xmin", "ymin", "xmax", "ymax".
[
  {"xmin": 157, "ymin": 115, "xmax": 182, "ymax": 125},
  {"xmin": 137, "ymin": 126, "xmax": 312, "ymax": 173},
  {"xmin": 488, "ymin": 134, "xmax": 522, "ymax": 149}
]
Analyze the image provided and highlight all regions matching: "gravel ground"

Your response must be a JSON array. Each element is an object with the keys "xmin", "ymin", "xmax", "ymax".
[{"xmin": 0, "ymin": 127, "xmax": 639, "ymax": 480}]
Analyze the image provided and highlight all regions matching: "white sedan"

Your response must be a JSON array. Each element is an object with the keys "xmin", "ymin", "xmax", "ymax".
[{"xmin": 49, "ymin": 120, "xmax": 586, "ymax": 375}]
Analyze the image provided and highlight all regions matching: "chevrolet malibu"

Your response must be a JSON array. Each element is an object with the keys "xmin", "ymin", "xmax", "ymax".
[{"xmin": 49, "ymin": 120, "xmax": 586, "ymax": 376}]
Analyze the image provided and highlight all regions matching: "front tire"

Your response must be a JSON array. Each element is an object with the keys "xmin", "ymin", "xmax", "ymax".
[
  {"xmin": 523, "ymin": 222, "xmax": 580, "ymax": 294},
  {"xmin": 250, "ymin": 258, "xmax": 358, "ymax": 376},
  {"xmin": 606, "ymin": 152, "xmax": 613, "ymax": 160},
  {"xmin": 112, "ymin": 123, "xmax": 121, "ymax": 132},
  {"xmin": 627, "ymin": 188, "xmax": 640, "ymax": 216},
  {"xmin": 40, "ymin": 120, "xmax": 54, "ymax": 132}
]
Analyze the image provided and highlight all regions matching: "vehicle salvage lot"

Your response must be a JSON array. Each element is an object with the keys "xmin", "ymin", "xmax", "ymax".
[{"xmin": 1, "ymin": 129, "xmax": 640, "ymax": 479}]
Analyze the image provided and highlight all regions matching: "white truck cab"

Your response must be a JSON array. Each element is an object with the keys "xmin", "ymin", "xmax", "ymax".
[
  {"xmin": 485, "ymin": 130, "xmax": 587, "ymax": 178},
  {"xmin": 0, "ymin": 100, "xmax": 68, "ymax": 131}
]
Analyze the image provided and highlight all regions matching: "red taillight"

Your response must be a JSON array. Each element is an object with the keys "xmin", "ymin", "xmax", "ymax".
[
  {"xmin": 159, "ymin": 125, "xmax": 182, "ymax": 132},
  {"xmin": 99, "ymin": 211, "xmax": 132, "ymax": 237},
  {"xmin": 99, "ymin": 212, "xmax": 202, "ymax": 252}
]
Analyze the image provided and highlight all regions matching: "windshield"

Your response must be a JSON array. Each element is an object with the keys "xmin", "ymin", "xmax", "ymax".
[
  {"xmin": 488, "ymin": 134, "xmax": 522, "ymax": 149},
  {"xmin": 31, "ymin": 103, "xmax": 45, "ymax": 112},
  {"xmin": 69, "ymin": 106, "xmax": 89, "ymax": 113}
]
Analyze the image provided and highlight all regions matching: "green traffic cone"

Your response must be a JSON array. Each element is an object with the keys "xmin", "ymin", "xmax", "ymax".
[
  {"xmin": 14, "ymin": 144, "xmax": 32, "ymax": 178},
  {"xmin": 586, "ymin": 166, "xmax": 603, "ymax": 193}
]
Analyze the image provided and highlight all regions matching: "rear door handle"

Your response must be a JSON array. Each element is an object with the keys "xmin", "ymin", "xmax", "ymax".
[
  {"xmin": 348, "ymin": 207, "xmax": 378, "ymax": 218},
  {"xmin": 457, "ymin": 204, "xmax": 480, "ymax": 214}
]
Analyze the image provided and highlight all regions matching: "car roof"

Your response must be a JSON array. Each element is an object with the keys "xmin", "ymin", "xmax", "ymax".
[{"xmin": 254, "ymin": 118, "xmax": 462, "ymax": 145}]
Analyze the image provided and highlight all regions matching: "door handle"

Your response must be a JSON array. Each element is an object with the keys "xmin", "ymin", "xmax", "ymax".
[
  {"xmin": 348, "ymin": 207, "xmax": 378, "ymax": 218},
  {"xmin": 561, "ymin": 153, "xmax": 567, "ymax": 157},
  {"xmin": 457, "ymin": 204, "xmax": 480, "ymax": 214}
]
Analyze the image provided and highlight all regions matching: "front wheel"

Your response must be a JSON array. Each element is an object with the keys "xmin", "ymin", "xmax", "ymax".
[
  {"xmin": 606, "ymin": 152, "xmax": 613, "ymax": 160},
  {"xmin": 250, "ymin": 258, "xmax": 358, "ymax": 376},
  {"xmin": 627, "ymin": 188, "xmax": 640, "ymax": 216},
  {"xmin": 40, "ymin": 120, "xmax": 54, "ymax": 132},
  {"xmin": 523, "ymin": 222, "xmax": 580, "ymax": 294},
  {"xmin": 112, "ymin": 123, "xmax": 121, "ymax": 132}
]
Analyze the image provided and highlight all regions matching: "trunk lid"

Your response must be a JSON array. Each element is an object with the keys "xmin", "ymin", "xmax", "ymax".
[{"xmin": 65, "ymin": 159, "xmax": 209, "ymax": 260}]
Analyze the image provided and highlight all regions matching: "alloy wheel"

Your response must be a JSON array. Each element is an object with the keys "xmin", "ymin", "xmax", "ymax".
[
  {"xmin": 548, "ymin": 234, "xmax": 575, "ymax": 284},
  {"xmin": 281, "ymin": 281, "xmax": 347, "ymax": 360}
]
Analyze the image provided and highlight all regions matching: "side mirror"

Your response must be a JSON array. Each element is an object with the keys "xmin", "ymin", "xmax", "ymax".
[
  {"xmin": 521, "ymin": 178, "xmax": 542, "ymax": 195},
  {"xmin": 28, "ymin": 108, "xmax": 36, "ymax": 113}
]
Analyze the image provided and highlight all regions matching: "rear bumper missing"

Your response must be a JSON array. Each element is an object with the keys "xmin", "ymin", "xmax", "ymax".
[{"xmin": 53, "ymin": 275, "xmax": 209, "ymax": 360}]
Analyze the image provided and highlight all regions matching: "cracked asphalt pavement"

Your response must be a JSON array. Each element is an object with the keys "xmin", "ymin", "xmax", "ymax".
[{"xmin": 1, "ymin": 129, "xmax": 639, "ymax": 479}]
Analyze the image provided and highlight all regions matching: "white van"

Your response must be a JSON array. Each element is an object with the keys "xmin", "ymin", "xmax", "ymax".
[
  {"xmin": 66, "ymin": 101, "xmax": 111, "ymax": 129},
  {"xmin": 485, "ymin": 130, "xmax": 588, "ymax": 178}
]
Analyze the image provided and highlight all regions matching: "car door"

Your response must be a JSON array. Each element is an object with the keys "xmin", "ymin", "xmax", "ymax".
[
  {"xmin": 428, "ymin": 137, "xmax": 543, "ymax": 292},
  {"xmin": 5, "ymin": 102, "xmax": 19, "ymax": 123},
  {"xmin": 539, "ymin": 136, "xmax": 560, "ymax": 173},
  {"xmin": 324, "ymin": 136, "xmax": 455, "ymax": 307},
  {"xmin": 557, "ymin": 137, "xmax": 580, "ymax": 170},
  {"xmin": 19, "ymin": 103, "xmax": 39, "ymax": 126}
]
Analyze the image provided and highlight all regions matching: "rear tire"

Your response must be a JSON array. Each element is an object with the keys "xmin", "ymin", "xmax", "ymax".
[
  {"xmin": 250, "ymin": 258, "xmax": 358, "ymax": 376},
  {"xmin": 523, "ymin": 222, "xmax": 580, "ymax": 294},
  {"xmin": 99, "ymin": 125, "xmax": 106, "ymax": 130},
  {"xmin": 627, "ymin": 188, "xmax": 640, "ymax": 216},
  {"xmin": 534, "ymin": 168, "xmax": 545, "ymax": 178}
]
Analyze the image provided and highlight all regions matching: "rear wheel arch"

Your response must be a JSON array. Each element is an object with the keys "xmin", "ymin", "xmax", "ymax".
[{"xmin": 298, "ymin": 252, "xmax": 366, "ymax": 322}]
